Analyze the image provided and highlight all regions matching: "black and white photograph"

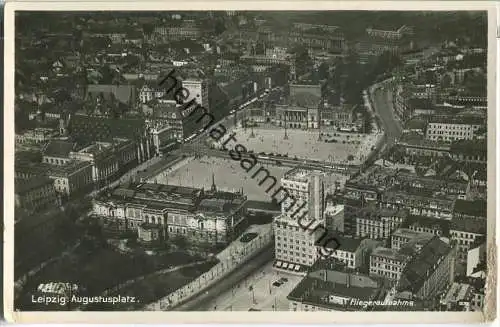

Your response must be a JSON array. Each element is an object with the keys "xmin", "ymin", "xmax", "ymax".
[{"xmin": 3, "ymin": 1, "xmax": 497, "ymax": 323}]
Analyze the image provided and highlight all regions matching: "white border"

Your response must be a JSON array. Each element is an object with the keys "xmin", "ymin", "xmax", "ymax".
[{"xmin": 3, "ymin": 1, "xmax": 497, "ymax": 323}]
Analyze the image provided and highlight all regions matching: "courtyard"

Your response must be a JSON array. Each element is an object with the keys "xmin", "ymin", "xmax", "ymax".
[
  {"xmin": 207, "ymin": 126, "xmax": 381, "ymax": 165},
  {"xmin": 150, "ymin": 156, "xmax": 349, "ymax": 201}
]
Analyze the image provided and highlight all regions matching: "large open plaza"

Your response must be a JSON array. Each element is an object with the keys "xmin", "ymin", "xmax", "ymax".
[
  {"xmin": 208, "ymin": 126, "xmax": 381, "ymax": 165},
  {"xmin": 149, "ymin": 156, "xmax": 349, "ymax": 201}
]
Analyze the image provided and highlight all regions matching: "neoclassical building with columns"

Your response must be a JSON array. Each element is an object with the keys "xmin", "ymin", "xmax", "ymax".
[{"xmin": 91, "ymin": 180, "xmax": 248, "ymax": 249}]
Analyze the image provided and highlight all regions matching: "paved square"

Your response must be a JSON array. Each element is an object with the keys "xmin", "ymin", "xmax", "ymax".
[
  {"xmin": 216, "ymin": 127, "xmax": 381, "ymax": 165},
  {"xmin": 150, "ymin": 156, "xmax": 291, "ymax": 201},
  {"xmin": 149, "ymin": 156, "xmax": 349, "ymax": 201}
]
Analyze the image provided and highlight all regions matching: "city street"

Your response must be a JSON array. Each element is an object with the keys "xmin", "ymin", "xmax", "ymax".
[
  {"xmin": 198, "ymin": 261, "xmax": 303, "ymax": 311},
  {"xmin": 371, "ymin": 85, "xmax": 403, "ymax": 148}
]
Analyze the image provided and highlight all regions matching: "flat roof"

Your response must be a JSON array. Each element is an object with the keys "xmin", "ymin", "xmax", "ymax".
[
  {"xmin": 392, "ymin": 228, "xmax": 435, "ymax": 240},
  {"xmin": 371, "ymin": 247, "xmax": 410, "ymax": 262}
]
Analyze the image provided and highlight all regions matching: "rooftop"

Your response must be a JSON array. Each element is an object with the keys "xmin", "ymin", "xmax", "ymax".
[
  {"xmin": 15, "ymin": 176, "xmax": 54, "ymax": 194},
  {"xmin": 287, "ymin": 277, "xmax": 380, "ymax": 310},
  {"xmin": 450, "ymin": 216, "xmax": 486, "ymax": 235},
  {"xmin": 401, "ymin": 215, "xmax": 451, "ymax": 236},
  {"xmin": 428, "ymin": 115, "xmax": 485, "ymax": 126},
  {"xmin": 43, "ymin": 140, "xmax": 79, "ymax": 159},
  {"xmin": 441, "ymin": 282, "xmax": 474, "ymax": 304},
  {"xmin": 453, "ymin": 199, "xmax": 487, "ymax": 218},
  {"xmin": 371, "ymin": 247, "xmax": 410, "ymax": 262},
  {"xmin": 47, "ymin": 160, "xmax": 92, "ymax": 177},
  {"xmin": 283, "ymin": 167, "xmax": 324, "ymax": 183},
  {"xmin": 398, "ymin": 237, "xmax": 452, "ymax": 294},
  {"xmin": 98, "ymin": 183, "xmax": 246, "ymax": 216},
  {"xmin": 318, "ymin": 235, "xmax": 362, "ymax": 252},
  {"xmin": 392, "ymin": 228, "xmax": 435, "ymax": 241}
]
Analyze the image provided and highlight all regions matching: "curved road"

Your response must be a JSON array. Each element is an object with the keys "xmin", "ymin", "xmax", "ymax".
[
  {"xmin": 371, "ymin": 85, "xmax": 403, "ymax": 148},
  {"xmin": 173, "ymin": 245, "xmax": 274, "ymax": 311}
]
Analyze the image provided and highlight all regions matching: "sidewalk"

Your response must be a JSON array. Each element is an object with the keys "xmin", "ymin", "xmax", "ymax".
[{"xmin": 143, "ymin": 223, "xmax": 273, "ymax": 310}]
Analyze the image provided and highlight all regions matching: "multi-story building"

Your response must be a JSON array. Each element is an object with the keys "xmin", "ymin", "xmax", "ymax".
[
  {"xmin": 15, "ymin": 128, "xmax": 59, "ymax": 145},
  {"xmin": 47, "ymin": 160, "xmax": 94, "ymax": 196},
  {"xmin": 382, "ymin": 190, "xmax": 455, "ymax": 220},
  {"xmin": 287, "ymin": 258, "xmax": 386, "ymax": 311},
  {"xmin": 139, "ymin": 83, "xmax": 169, "ymax": 104},
  {"xmin": 391, "ymin": 228, "xmax": 435, "ymax": 251},
  {"xmin": 356, "ymin": 207, "xmax": 407, "ymax": 240},
  {"xmin": 439, "ymin": 282, "xmax": 475, "ymax": 311},
  {"xmin": 370, "ymin": 247, "xmax": 411, "ymax": 281},
  {"xmin": 401, "ymin": 215, "xmax": 451, "ymax": 238},
  {"xmin": 67, "ymin": 114, "xmax": 154, "ymax": 164},
  {"xmin": 274, "ymin": 219, "xmax": 325, "ymax": 272},
  {"xmin": 15, "ymin": 176, "xmax": 58, "ymax": 214},
  {"xmin": 92, "ymin": 182, "xmax": 248, "ymax": 249},
  {"xmin": 324, "ymin": 204, "xmax": 344, "ymax": 233},
  {"xmin": 182, "ymin": 78, "xmax": 210, "ymax": 112},
  {"xmin": 274, "ymin": 104, "xmax": 320, "ymax": 129},
  {"xmin": 396, "ymin": 237, "xmax": 455, "ymax": 303},
  {"xmin": 466, "ymin": 239, "xmax": 486, "ymax": 278},
  {"xmin": 318, "ymin": 236, "xmax": 379, "ymax": 270},
  {"xmin": 69, "ymin": 138, "xmax": 136, "ymax": 184},
  {"xmin": 320, "ymin": 104, "xmax": 356, "ymax": 129},
  {"xmin": 274, "ymin": 168, "xmax": 326, "ymax": 271},
  {"xmin": 42, "ymin": 140, "xmax": 80, "ymax": 166},
  {"xmin": 280, "ymin": 168, "xmax": 325, "ymax": 221},
  {"xmin": 450, "ymin": 217, "xmax": 486, "ymax": 261},
  {"xmin": 151, "ymin": 99, "xmax": 206, "ymax": 141},
  {"xmin": 150, "ymin": 123, "xmax": 176, "ymax": 155},
  {"xmin": 425, "ymin": 116, "xmax": 484, "ymax": 142},
  {"xmin": 449, "ymin": 139, "xmax": 487, "ymax": 164},
  {"xmin": 153, "ymin": 21, "xmax": 202, "ymax": 41}
]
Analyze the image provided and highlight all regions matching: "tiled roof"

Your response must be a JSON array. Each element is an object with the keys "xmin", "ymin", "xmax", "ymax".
[
  {"xmin": 397, "ymin": 237, "xmax": 452, "ymax": 294},
  {"xmin": 401, "ymin": 215, "xmax": 451, "ymax": 237},
  {"xmin": 453, "ymin": 199, "xmax": 487, "ymax": 218},
  {"xmin": 86, "ymin": 84, "xmax": 136, "ymax": 104},
  {"xmin": 15, "ymin": 176, "xmax": 54, "ymax": 194},
  {"xmin": 69, "ymin": 114, "xmax": 146, "ymax": 144},
  {"xmin": 450, "ymin": 216, "xmax": 486, "ymax": 235}
]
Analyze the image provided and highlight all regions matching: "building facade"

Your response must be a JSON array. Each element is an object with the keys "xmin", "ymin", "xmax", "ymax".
[{"xmin": 92, "ymin": 183, "xmax": 248, "ymax": 249}]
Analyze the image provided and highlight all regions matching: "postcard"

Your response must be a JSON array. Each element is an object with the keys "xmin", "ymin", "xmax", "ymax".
[{"xmin": 3, "ymin": 0, "xmax": 497, "ymax": 324}]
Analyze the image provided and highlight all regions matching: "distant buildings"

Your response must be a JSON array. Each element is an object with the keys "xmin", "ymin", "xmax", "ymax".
[{"xmin": 15, "ymin": 128, "xmax": 59, "ymax": 145}]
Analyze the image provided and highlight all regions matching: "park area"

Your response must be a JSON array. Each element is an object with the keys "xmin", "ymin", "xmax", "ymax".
[
  {"xmin": 15, "ymin": 241, "xmax": 210, "ymax": 311},
  {"xmin": 150, "ymin": 156, "xmax": 349, "ymax": 201},
  {"xmin": 209, "ymin": 126, "xmax": 381, "ymax": 165}
]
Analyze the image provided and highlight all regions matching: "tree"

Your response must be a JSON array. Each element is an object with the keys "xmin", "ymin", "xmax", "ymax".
[
  {"xmin": 290, "ymin": 45, "xmax": 313, "ymax": 77},
  {"xmin": 172, "ymin": 234, "xmax": 188, "ymax": 249}
]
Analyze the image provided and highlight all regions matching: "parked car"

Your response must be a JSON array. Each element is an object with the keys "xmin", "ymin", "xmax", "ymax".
[
  {"xmin": 272, "ymin": 281, "xmax": 282, "ymax": 287},
  {"xmin": 279, "ymin": 277, "xmax": 288, "ymax": 283}
]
